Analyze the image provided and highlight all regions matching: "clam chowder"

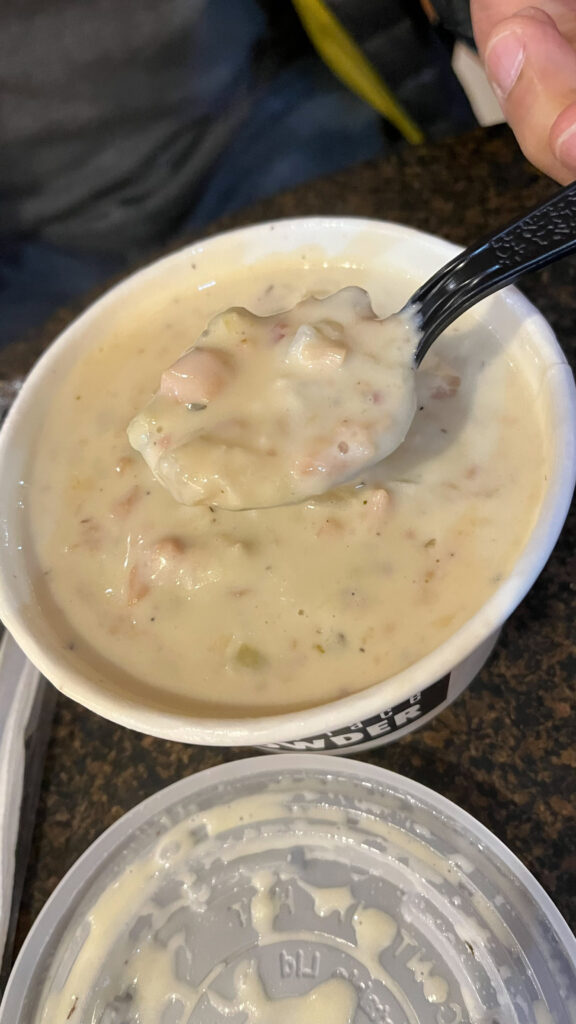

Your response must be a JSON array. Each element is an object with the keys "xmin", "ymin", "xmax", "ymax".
[{"xmin": 27, "ymin": 259, "xmax": 546, "ymax": 716}]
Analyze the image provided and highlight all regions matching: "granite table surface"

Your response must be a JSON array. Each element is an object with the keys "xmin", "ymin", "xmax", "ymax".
[{"xmin": 1, "ymin": 124, "xmax": 575, "ymax": 976}]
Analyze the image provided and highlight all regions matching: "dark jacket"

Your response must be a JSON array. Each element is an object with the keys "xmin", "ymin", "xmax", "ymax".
[{"xmin": 0, "ymin": 0, "xmax": 474, "ymax": 254}]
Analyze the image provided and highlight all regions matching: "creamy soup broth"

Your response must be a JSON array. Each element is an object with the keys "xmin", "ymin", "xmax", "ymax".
[{"xmin": 27, "ymin": 257, "xmax": 546, "ymax": 716}]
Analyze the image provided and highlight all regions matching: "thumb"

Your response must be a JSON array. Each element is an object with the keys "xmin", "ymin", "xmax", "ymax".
[{"xmin": 481, "ymin": 6, "xmax": 576, "ymax": 183}]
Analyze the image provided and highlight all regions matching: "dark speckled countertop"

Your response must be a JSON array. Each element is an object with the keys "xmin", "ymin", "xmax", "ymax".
[{"xmin": 1, "ymin": 124, "xmax": 575, "ymax": 977}]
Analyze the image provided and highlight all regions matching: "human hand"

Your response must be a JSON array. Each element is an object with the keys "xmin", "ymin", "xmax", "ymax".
[{"xmin": 472, "ymin": 0, "xmax": 576, "ymax": 183}]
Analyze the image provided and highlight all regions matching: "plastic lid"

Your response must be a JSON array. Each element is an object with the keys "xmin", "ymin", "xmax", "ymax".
[{"xmin": 1, "ymin": 755, "xmax": 575, "ymax": 1023}]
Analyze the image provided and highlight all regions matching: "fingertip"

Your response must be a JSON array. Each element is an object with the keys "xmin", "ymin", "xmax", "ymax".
[
  {"xmin": 481, "ymin": 3, "xmax": 576, "ymax": 183},
  {"xmin": 484, "ymin": 6, "xmax": 561, "ymax": 99},
  {"xmin": 484, "ymin": 6, "xmax": 558, "ymax": 57}
]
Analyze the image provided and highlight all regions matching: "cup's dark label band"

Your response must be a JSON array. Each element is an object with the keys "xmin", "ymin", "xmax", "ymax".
[{"xmin": 264, "ymin": 675, "xmax": 450, "ymax": 752}]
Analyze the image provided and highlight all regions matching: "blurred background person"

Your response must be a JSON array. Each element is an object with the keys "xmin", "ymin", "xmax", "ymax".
[
  {"xmin": 0, "ymin": 0, "xmax": 478, "ymax": 347},
  {"xmin": 4, "ymin": 0, "xmax": 576, "ymax": 349}
]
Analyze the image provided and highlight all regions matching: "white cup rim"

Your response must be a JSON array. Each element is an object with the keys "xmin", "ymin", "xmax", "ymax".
[{"xmin": 1, "ymin": 216, "xmax": 575, "ymax": 744}]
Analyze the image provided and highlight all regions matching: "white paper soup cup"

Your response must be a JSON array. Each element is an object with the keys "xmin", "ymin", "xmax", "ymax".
[{"xmin": 0, "ymin": 218, "xmax": 574, "ymax": 752}]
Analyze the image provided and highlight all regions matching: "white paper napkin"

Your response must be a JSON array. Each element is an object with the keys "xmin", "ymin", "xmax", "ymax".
[{"xmin": 0, "ymin": 633, "xmax": 44, "ymax": 966}]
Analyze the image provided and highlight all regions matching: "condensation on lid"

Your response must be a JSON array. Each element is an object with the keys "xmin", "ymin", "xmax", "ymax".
[{"xmin": 1, "ymin": 756, "xmax": 575, "ymax": 1024}]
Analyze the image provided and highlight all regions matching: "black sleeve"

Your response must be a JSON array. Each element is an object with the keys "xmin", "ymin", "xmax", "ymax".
[{"xmin": 431, "ymin": 0, "xmax": 475, "ymax": 46}]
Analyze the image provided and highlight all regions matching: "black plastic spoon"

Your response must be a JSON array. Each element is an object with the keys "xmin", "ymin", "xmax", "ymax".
[{"xmin": 409, "ymin": 179, "xmax": 576, "ymax": 365}]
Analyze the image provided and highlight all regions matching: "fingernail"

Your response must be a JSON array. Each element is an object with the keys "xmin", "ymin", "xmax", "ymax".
[
  {"xmin": 555, "ymin": 122, "xmax": 576, "ymax": 169},
  {"xmin": 485, "ymin": 31, "xmax": 525, "ymax": 100}
]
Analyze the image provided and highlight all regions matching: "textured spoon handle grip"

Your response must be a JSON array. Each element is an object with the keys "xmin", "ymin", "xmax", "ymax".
[
  {"xmin": 490, "ymin": 183, "xmax": 576, "ymax": 267},
  {"xmin": 411, "ymin": 181, "xmax": 576, "ymax": 364}
]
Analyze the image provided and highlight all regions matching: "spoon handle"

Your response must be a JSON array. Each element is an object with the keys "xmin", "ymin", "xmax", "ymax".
[{"xmin": 410, "ymin": 180, "xmax": 576, "ymax": 364}]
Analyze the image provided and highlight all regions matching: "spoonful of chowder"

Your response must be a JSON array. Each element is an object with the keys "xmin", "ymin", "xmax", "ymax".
[
  {"xmin": 129, "ymin": 183, "xmax": 576, "ymax": 510},
  {"xmin": 127, "ymin": 287, "xmax": 416, "ymax": 509}
]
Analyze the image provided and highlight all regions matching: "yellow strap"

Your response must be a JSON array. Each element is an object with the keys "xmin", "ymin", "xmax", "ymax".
[{"xmin": 292, "ymin": 0, "xmax": 424, "ymax": 144}]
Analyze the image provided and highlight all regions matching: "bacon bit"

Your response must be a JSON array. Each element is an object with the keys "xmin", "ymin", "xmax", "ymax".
[
  {"xmin": 126, "ymin": 538, "xmax": 201, "ymax": 599},
  {"xmin": 127, "ymin": 565, "xmax": 150, "ymax": 605},
  {"xmin": 152, "ymin": 536, "xmax": 185, "ymax": 559},
  {"xmin": 317, "ymin": 517, "xmax": 344, "ymax": 538},
  {"xmin": 271, "ymin": 322, "xmax": 289, "ymax": 344},
  {"xmin": 110, "ymin": 485, "xmax": 141, "ymax": 518},
  {"xmin": 115, "ymin": 455, "xmax": 134, "ymax": 475},
  {"xmin": 297, "ymin": 457, "xmax": 322, "ymax": 477},
  {"xmin": 143, "ymin": 537, "xmax": 187, "ymax": 582},
  {"xmin": 76, "ymin": 518, "xmax": 102, "ymax": 552},
  {"xmin": 430, "ymin": 374, "xmax": 460, "ymax": 399},
  {"xmin": 160, "ymin": 347, "xmax": 234, "ymax": 405}
]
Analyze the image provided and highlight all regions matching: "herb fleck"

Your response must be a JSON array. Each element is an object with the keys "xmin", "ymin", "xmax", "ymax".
[{"xmin": 235, "ymin": 643, "xmax": 267, "ymax": 669}]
